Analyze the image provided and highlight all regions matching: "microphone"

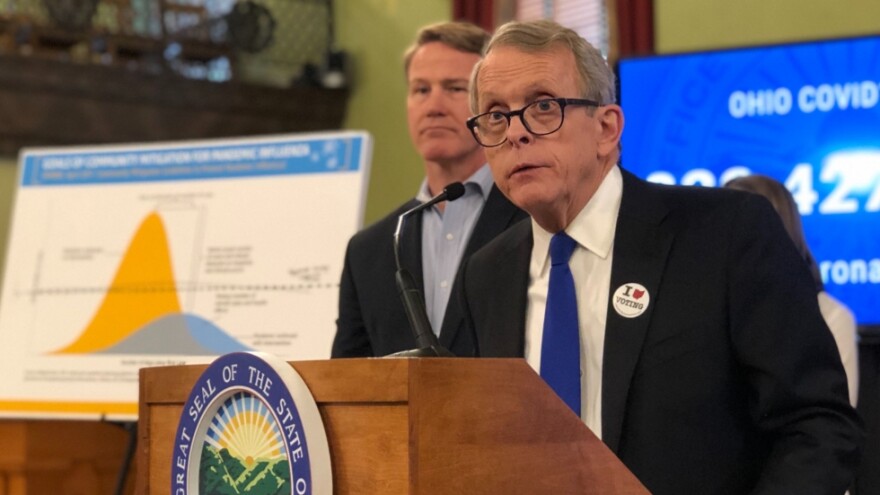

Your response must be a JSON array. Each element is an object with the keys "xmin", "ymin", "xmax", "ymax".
[{"xmin": 388, "ymin": 182, "xmax": 465, "ymax": 358}]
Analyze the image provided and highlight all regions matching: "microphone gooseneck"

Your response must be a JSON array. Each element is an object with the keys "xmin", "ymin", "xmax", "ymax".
[
  {"xmin": 389, "ymin": 182, "xmax": 464, "ymax": 358},
  {"xmin": 393, "ymin": 181, "xmax": 466, "ymax": 271}
]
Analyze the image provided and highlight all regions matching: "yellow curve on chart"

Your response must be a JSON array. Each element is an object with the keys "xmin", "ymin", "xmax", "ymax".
[{"xmin": 54, "ymin": 212, "xmax": 182, "ymax": 353}]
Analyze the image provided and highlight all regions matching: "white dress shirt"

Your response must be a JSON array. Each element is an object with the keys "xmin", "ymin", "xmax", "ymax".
[{"xmin": 525, "ymin": 165, "xmax": 623, "ymax": 437}]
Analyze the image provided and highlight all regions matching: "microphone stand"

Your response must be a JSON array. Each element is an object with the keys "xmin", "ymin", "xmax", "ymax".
[
  {"xmin": 387, "ymin": 183, "xmax": 465, "ymax": 358},
  {"xmin": 391, "ymin": 268, "xmax": 454, "ymax": 357}
]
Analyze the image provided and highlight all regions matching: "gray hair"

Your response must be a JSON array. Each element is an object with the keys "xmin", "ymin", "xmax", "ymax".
[{"xmin": 469, "ymin": 19, "xmax": 616, "ymax": 113}]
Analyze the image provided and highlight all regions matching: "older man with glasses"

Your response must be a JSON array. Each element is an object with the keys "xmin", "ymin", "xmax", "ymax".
[{"xmin": 451, "ymin": 19, "xmax": 863, "ymax": 495}]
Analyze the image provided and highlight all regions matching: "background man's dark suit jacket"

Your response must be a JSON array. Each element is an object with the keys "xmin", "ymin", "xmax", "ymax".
[
  {"xmin": 454, "ymin": 169, "xmax": 863, "ymax": 495},
  {"xmin": 332, "ymin": 185, "xmax": 526, "ymax": 357}
]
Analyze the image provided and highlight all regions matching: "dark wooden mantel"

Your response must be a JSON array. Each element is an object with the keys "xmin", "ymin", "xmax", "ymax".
[{"xmin": 0, "ymin": 54, "xmax": 349, "ymax": 155}]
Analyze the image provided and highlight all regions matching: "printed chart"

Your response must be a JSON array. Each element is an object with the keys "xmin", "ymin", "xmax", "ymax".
[{"xmin": 0, "ymin": 132, "xmax": 371, "ymax": 419}]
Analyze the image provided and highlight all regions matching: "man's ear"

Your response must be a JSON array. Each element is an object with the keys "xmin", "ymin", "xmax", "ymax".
[{"xmin": 595, "ymin": 104, "xmax": 624, "ymax": 157}]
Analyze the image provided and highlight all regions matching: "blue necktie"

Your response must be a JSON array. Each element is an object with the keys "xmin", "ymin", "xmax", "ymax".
[{"xmin": 540, "ymin": 231, "xmax": 581, "ymax": 416}]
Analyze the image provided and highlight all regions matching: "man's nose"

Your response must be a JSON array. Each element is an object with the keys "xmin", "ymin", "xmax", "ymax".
[
  {"xmin": 425, "ymin": 88, "xmax": 449, "ymax": 115},
  {"xmin": 505, "ymin": 114, "xmax": 532, "ymax": 146}
]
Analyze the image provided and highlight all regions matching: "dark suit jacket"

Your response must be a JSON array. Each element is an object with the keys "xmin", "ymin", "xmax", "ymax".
[
  {"xmin": 331, "ymin": 185, "xmax": 526, "ymax": 357},
  {"xmin": 455, "ymin": 169, "xmax": 863, "ymax": 495}
]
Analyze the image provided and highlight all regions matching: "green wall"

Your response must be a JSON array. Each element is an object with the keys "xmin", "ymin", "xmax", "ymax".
[
  {"xmin": 336, "ymin": 0, "xmax": 452, "ymax": 225},
  {"xmin": 656, "ymin": 0, "xmax": 880, "ymax": 53},
  {"xmin": 0, "ymin": 158, "xmax": 15, "ymax": 287}
]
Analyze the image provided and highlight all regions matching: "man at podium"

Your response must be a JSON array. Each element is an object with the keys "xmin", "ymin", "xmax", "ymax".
[{"xmin": 455, "ymin": 19, "xmax": 863, "ymax": 494}]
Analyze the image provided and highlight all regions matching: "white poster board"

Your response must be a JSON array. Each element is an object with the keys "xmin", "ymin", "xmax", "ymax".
[{"xmin": 0, "ymin": 131, "xmax": 372, "ymax": 420}]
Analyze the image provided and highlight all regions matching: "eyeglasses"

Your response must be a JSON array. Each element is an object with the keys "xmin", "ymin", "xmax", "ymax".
[{"xmin": 467, "ymin": 97, "xmax": 600, "ymax": 147}]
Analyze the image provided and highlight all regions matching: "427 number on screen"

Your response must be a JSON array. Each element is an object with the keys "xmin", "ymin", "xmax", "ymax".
[{"xmin": 646, "ymin": 152, "xmax": 880, "ymax": 215}]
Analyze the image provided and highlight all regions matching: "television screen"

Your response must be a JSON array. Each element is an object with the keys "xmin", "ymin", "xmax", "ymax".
[{"xmin": 618, "ymin": 35, "xmax": 880, "ymax": 328}]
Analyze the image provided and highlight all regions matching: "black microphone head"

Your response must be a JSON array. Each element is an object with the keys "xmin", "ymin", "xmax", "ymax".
[{"xmin": 444, "ymin": 182, "xmax": 466, "ymax": 202}]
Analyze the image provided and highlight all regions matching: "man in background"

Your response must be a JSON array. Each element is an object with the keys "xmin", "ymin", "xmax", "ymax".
[
  {"xmin": 332, "ymin": 21, "xmax": 525, "ymax": 357},
  {"xmin": 456, "ymin": 19, "xmax": 862, "ymax": 494}
]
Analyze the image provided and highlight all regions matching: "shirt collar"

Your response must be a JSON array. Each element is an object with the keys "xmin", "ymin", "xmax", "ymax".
[
  {"xmin": 416, "ymin": 164, "xmax": 493, "ymax": 203},
  {"xmin": 531, "ymin": 164, "xmax": 623, "ymax": 269}
]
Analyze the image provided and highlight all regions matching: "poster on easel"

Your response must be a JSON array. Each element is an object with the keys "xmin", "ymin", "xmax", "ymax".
[{"xmin": 0, "ymin": 131, "xmax": 372, "ymax": 420}]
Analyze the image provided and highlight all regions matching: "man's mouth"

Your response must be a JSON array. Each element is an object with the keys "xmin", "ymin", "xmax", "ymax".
[
  {"xmin": 421, "ymin": 126, "xmax": 454, "ymax": 135},
  {"xmin": 510, "ymin": 163, "xmax": 543, "ymax": 178}
]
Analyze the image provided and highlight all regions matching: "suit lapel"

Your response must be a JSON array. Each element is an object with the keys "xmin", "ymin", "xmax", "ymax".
[
  {"xmin": 474, "ymin": 221, "xmax": 532, "ymax": 357},
  {"xmin": 601, "ymin": 171, "xmax": 674, "ymax": 453},
  {"xmin": 439, "ymin": 187, "xmax": 525, "ymax": 348},
  {"xmin": 462, "ymin": 186, "xmax": 524, "ymax": 259}
]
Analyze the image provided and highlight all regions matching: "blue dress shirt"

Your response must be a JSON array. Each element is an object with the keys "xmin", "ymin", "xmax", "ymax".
[{"xmin": 417, "ymin": 165, "xmax": 494, "ymax": 334}]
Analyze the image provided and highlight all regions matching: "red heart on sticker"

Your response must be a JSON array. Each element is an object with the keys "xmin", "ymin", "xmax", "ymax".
[{"xmin": 633, "ymin": 289, "xmax": 645, "ymax": 300}]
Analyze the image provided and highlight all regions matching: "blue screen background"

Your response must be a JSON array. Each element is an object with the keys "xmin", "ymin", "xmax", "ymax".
[{"xmin": 619, "ymin": 36, "xmax": 880, "ymax": 326}]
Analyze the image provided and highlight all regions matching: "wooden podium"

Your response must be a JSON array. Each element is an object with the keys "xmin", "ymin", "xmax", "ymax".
[
  {"xmin": 0, "ymin": 419, "xmax": 134, "ymax": 495},
  {"xmin": 137, "ymin": 358, "xmax": 648, "ymax": 494}
]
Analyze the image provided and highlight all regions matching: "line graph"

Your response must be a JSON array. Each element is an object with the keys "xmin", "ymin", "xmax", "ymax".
[
  {"xmin": 52, "ymin": 212, "xmax": 252, "ymax": 356},
  {"xmin": 0, "ymin": 132, "xmax": 371, "ymax": 419}
]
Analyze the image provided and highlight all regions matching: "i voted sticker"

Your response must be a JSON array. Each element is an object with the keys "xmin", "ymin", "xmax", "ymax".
[{"xmin": 612, "ymin": 283, "xmax": 650, "ymax": 318}]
